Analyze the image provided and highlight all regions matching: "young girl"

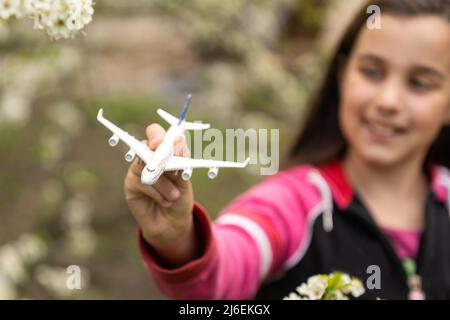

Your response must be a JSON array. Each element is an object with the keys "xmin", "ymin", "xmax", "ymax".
[{"xmin": 124, "ymin": 0, "xmax": 450, "ymax": 300}]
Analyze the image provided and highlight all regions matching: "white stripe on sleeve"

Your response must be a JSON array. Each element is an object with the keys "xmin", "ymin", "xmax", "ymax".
[{"xmin": 216, "ymin": 214, "xmax": 273, "ymax": 280}]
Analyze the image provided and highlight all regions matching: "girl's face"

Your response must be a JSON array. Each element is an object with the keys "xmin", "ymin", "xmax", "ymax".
[{"xmin": 339, "ymin": 15, "xmax": 450, "ymax": 167}]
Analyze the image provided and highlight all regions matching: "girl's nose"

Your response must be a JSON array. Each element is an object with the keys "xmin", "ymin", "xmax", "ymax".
[{"xmin": 375, "ymin": 78, "xmax": 405, "ymax": 115}]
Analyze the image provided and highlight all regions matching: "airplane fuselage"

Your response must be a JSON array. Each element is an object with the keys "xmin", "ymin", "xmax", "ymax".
[{"xmin": 140, "ymin": 125, "xmax": 184, "ymax": 185}]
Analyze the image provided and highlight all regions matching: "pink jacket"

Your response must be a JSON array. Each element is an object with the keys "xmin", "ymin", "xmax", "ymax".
[{"xmin": 138, "ymin": 161, "xmax": 450, "ymax": 299}]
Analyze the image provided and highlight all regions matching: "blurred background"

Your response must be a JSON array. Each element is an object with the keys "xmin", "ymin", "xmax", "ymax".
[{"xmin": 0, "ymin": 0, "xmax": 364, "ymax": 299}]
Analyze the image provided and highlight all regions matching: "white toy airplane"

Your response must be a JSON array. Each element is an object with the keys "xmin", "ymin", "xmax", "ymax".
[{"xmin": 97, "ymin": 94, "xmax": 250, "ymax": 185}]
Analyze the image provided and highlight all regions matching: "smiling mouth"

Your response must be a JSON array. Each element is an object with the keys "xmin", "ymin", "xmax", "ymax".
[{"xmin": 361, "ymin": 117, "xmax": 407, "ymax": 140}]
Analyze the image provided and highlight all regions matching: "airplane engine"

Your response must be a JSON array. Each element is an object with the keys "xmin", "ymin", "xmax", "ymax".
[
  {"xmin": 181, "ymin": 168, "xmax": 193, "ymax": 181},
  {"xmin": 208, "ymin": 167, "xmax": 219, "ymax": 179},
  {"xmin": 124, "ymin": 149, "xmax": 136, "ymax": 162},
  {"xmin": 108, "ymin": 134, "xmax": 119, "ymax": 147}
]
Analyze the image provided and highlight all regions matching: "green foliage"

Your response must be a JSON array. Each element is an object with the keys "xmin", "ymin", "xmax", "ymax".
[
  {"xmin": 0, "ymin": 170, "xmax": 24, "ymax": 202},
  {"xmin": 238, "ymin": 81, "xmax": 283, "ymax": 120},
  {"xmin": 0, "ymin": 124, "xmax": 26, "ymax": 155},
  {"xmin": 63, "ymin": 164, "xmax": 99, "ymax": 192},
  {"xmin": 81, "ymin": 94, "xmax": 166, "ymax": 125}
]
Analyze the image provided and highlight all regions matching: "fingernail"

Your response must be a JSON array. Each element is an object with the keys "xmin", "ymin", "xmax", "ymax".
[{"xmin": 170, "ymin": 189, "xmax": 180, "ymax": 200}]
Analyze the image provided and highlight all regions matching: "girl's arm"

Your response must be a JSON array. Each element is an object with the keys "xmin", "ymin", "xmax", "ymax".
[{"xmin": 139, "ymin": 167, "xmax": 321, "ymax": 299}]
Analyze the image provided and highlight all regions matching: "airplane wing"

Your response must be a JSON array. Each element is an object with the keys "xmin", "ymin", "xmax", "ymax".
[
  {"xmin": 97, "ymin": 109, "xmax": 153, "ymax": 163},
  {"xmin": 164, "ymin": 156, "xmax": 250, "ymax": 171}
]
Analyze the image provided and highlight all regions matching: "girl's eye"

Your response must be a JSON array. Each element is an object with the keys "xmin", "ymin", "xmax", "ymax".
[
  {"xmin": 409, "ymin": 77, "xmax": 435, "ymax": 92},
  {"xmin": 359, "ymin": 66, "xmax": 383, "ymax": 81}
]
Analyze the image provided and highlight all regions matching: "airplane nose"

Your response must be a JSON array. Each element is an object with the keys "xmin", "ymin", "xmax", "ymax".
[{"xmin": 141, "ymin": 172, "xmax": 156, "ymax": 185}]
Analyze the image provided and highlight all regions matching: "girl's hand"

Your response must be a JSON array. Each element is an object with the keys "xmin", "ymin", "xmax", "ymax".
[{"xmin": 124, "ymin": 124, "xmax": 199, "ymax": 267}]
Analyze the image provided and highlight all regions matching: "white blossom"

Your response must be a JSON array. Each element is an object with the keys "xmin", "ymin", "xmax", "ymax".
[
  {"xmin": 62, "ymin": 196, "xmax": 92, "ymax": 229},
  {"xmin": 328, "ymin": 289, "xmax": 350, "ymax": 300},
  {"xmin": 35, "ymin": 265, "xmax": 71, "ymax": 297},
  {"xmin": 284, "ymin": 272, "xmax": 366, "ymax": 300},
  {"xmin": 340, "ymin": 273, "xmax": 351, "ymax": 285},
  {"xmin": 0, "ymin": 90, "xmax": 32, "ymax": 125},
  {"xmin": 0, "ymin": 0, "xmax": 94, "ymax": 40},
  {"xmin": 61, "ymin": 196, "xmax": 97, "ymax": 257},
  {"xmin": 15, "ymin": 233, "xmax": 48, "ymax": 265},
  {"xmin": 16, "ymin": 0, "xmax": 34, "ymax": 18},
  {"xmin": 296, "ymin": 275, "xmax": 327, "ymax": 300},
  {"xmin": 49, "ymin": 101, "xmax": 84, "ymax": 137},
  {"xmin": 0, "ymin": 244, "xmax": 27, "ymax": 283},
  {"xmin": 283, "ymin": 292, "xmax": 308, "ymax": 300},
  {"xmin": 0, "ymin": 0, "xmax": 38, "ymax": 19},
  {"xmin": 0, "ymin": 233, "xmax": 48, "ymax": 298},
  {"xmin": 0, "ymin": 0, "xmax": 21, "ymax": 20},
  {"xmin": 342, "ymin": 277, "xmax": 365, "ymax": 298},
  {"xmin": 0, "ymin": 273, "xmax": 17, "ymax": 300},
  {"xmin": 65, "ymin": 228, "xmax": 97, "ymax": 257},
  {"xmin": 32, "ymin": 0, "xmax": 94, "ymax": 40},
  {"xmin": 31, "ymin": 0, "xmax": 52, "ymax": 12}
]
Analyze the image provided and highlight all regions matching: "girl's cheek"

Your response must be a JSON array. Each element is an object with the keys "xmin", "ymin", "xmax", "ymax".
[
  {"xmin": 404, "ymin": 95, "xmax": 448, "ymax": 155},
  {"xmin": 339, "ymin": 88, "xmax": 357, "ymax": 135},
  {"xmin": 341, "ymin": 73, "xmax": 376, "ymax": 125},
  {"xmin": 339, "ymin": 92, "xmax": 364, "ymax": 142},
  {"xmin": 409, "ymin": 94, "xmax": 448, "ymax": 139}
]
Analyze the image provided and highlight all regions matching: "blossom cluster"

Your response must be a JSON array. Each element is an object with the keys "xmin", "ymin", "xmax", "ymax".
[
  {"xmin": 0, "ymin": 233, "xmax": 48, "ymax": 299},
  {"xmin": 0, "ymin": 0, "xmax": 94, "ymax": 40},
  {"xmin": 284, "ymin": 272, "xmax": 365, "ymax": 300}
]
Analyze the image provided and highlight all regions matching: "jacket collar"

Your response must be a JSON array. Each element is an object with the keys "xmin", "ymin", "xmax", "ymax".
[{"xmin": 317, "ymin": 160, "xmax": 450, "ymax": 210}]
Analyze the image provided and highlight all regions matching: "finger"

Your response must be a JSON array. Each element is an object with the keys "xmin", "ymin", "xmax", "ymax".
[
  {"xmin": 174, "ymin": 145, "xmax": 190, "ymax": 158},
  {"xmin": 129, "ymin": 140, "xmax": 147, "ymax": 178},
  {"xmin": 130, "ymin": 157, "xmax": 145, "ymax": 178},
  {"xmin": 174, "ymin": 143, "xmax": 185, "ymax": 157},
  {"xmin": 152, "ymin": 175, "xmax": 180, "ymax": 202},
  {"xmin": 183, "ymin": 144, "xmax": 191, "ymax": 158},
  {"xmin": 173, "ymin": 135, "xmax": 187, "ymax": 147},
  {"xmin": 126, "ymin": 173, "xmax": 173, "ymax": 208},
  {"xmin": 146, "ymin": 124, "xmax": 166, "ymax": 150},
  {"xmin": 164, "ymin": 168, "xmax": 191, "ymax": 191},
  {"xmin": 174, "ymin": 135, "xmax": 183, "ymax": 145},
  {"xmin": 173, "ymin": 135, "xmax": 189, "ymax": 156}
]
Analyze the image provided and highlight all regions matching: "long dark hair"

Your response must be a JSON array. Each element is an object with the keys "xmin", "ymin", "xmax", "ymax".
[{"xmin": 287, "ymin": 0, "xmax": 450, "ymax": 168}]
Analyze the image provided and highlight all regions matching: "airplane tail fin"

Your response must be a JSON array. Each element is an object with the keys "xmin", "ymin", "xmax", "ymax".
[
  {"xmin": 178, "ymin": 94, "xmax": 192, "ymax": 125},
  {"xmin": 156, "ymin": 94, "xmax": 210, "ymax": 130},
  {"xmin": 157, "ymin": 109, "xmax": 210, "ymax": 130}
]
